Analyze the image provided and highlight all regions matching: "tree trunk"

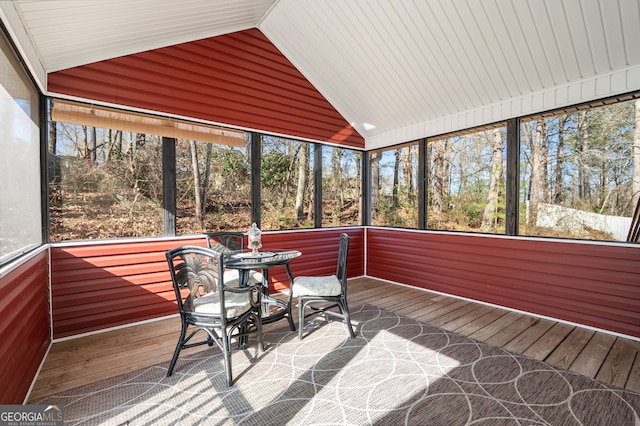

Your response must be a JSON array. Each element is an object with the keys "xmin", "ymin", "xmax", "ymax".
[
  {"xmin": 599, "ymin": 148, "xmax": 608, "ymax": 212},
  {"xmin": 129, "ymin": 133, "xmax": 139, "ymax": 191},
  {"xmin": 431, "ymin": 140, "xmax": 447, "ymax": 214},
  {"xmin": 553, "ymin": 115, "xmax": 566, "ymax": 204},
  {"xmin": 201, "ymin": 143, "xmax": 213, "ymax": 219},
  {"xmin": 189, "ymin": 140, "xmax": 203, "ymax": 225},
  {"xmin": 371, "ymin": 152, "xmax": 381, "ymax": 218},
  {"xmin": 295, "ymin": 142, "xmax": 309, "ymax": 220},
  {"xmin": 632, "ymin": 99, "xmax": 640, "ymax": 210},
  {"xmin": 90, "ymin": 127, "xmax": 97, "ymax": 163},
  {"xmin": 540, "ymin": 123, "xmax": 548, "ymax": 202},
  {"xmin": 575, "ymin": 111, "xmax": 589, "ymax": 201},
  {"xmin": 281, "ymin": 142, "xmax": 300, "ymax": 209},
  {"xmin": 529, "ymin": 120, "xmax": 544, "ymax": 225},
  {"xmin": 481, "ymin": 129, "xmax": 504, "ymax": 231},
  {"xmin": 331, "ymin": 148, "xmax": 344, "ymax": 205},
  {"xmin": 403, "ymin": 146, "xmax": 414, "ymax": 201},
  {"xmin": 49, "ymin": 111, "xmax": 57, "ymax": 154},
  {"xmin": 357, "ymin": 152, "xmax": 363, "ymax": 224},
  {"xmin": 115, "ymin": 130, "xmax": 122, "ymax": 159},
  {"xmin": 82, "ymin": 125, "xmax": 89, "ymax": 161},
  {"xmin": 392, "ymin": 149, "xmax": 400, "ymax": 208},
  {"xmin": 104, "ymin": 129, "xmax": 112, "ymax": 163}
]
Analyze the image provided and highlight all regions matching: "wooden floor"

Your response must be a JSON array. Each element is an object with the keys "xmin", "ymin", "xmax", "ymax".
[{"xmin": 29, "ymin": 277, "xmax": 640, "ymax": 401}]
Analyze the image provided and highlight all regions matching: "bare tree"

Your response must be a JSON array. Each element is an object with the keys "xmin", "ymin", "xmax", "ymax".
[
  {"xmin": 282, "ymin": 141, "xmax": 300, "ymax": 209},
  {"xmin": 392, "ymin": 149, "xmax": 400, "ymax": 208},
  {"xmin": 481, "ymin": 129, "xmax": 503, "ymax": 231},
  {"xmin": 295, "ymin": 142, "xmax": 309, "ymax": 220},
  {"xmin": 49, "ymin": 115, "xmax": 57, "ymax": 154},
  {"xmin": 540, "ymin": 122, "xmax": 549, "ymax": 202},
  {"xmin": 575, "ymin": 111, "xmax": 589, "ymax": 201},
  {"xmin": 553, "ymin": 115, "xmax": 566, "ymax": 204},
  {"xmin": 200, "ymin": 143, "xmax": 213, "ymax": 220},
  {"xmin": 529, "ymin": 120, "xmax": 544, "ymax": 225},
  {"xmin": 331, "ymin": 148, "xmax": 344, "ymax": 206},
  {"xmin": 632, "ymin": 99, "xmax": 640, "ymax": 210},
  {"xmin": 89, "ymin": 126, "xmax": 97, "ymax": 163},
  {"xmin": 371, "ymin": 152, "xmax": 381, "ymax": 218},
  {"xmin": 430, "ymin": 140, "xmax": 448, "ymax": 215},
  {"xmin": 403, "ymin": 146, "xmax": 415, "ymax": 200},
  {"xmin": 189, "ymin": 140, "xmax": 203, "ymax": 225}
]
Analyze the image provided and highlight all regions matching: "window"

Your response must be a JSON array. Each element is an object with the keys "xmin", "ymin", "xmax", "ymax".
[
  {"xmin": 261, "ymin": 136, "xmax": 315, "ymax": 230},
  {"xmin": 176, "ymin": 138, "xmax": 252, "ymax": 234},
  {"xmin": 47, "ymin": 100, "xmax": 366, "ymax": 239},
  {"xmin": 49, "ymin": 121, "xmax": 164, "ymax": 241},
  {"xmin": 371, "ymin": 144, "xmax": 419, "ymax": 228},
  {"xmin": 0, "ymin": 32, "xmax": 41, "ymax": 264},
  {"xmin": 48, "ymin": 100, "xmax": 250, "ymax": 241},
  {"xmin": 427, "ymin": 126, "xmax": 506, "ymax": 233},
  {"xmin": 322, "ymin": 146, "xmax": 362, "ymax": 227},
  {"xmin": 519, "ymin": 100, "xmax": 639, "ymax": 241},
  {"xmin": 45, "ymin": 94, "xmax": 639, "ymax": 243}
]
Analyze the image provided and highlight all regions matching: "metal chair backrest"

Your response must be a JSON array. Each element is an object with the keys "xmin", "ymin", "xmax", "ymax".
[
  {"xmin": 166, "ymin": 245, "xmax": 226, "ymax": 319},
  {"xmin": 206, "ymin": 232, "xmax": 245, "ymax": 253},
  {"xmin": 336, "ymin": 233, "xmax": 350, "ymax": 288}
]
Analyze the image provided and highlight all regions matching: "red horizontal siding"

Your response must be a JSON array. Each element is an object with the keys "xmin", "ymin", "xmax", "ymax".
[
  {"xmin": 50, "ymin": 227, "xmax": 640, "ymax": 340},
  {"xmin": 0, "ymin": 251, "xmax": 49, "ymax": 403},
  {"xmin": 366, "ymin": 228, "xmax": 640, "ymax": 338},
  {"xmin": 49, "ymin": 230, "xmax": 365, "ymax": 338},
  {"xmin": 50, "ymin": 238, "xmax": 205, "ymax": 338},
  {"xmin": 48, "ymin": 28, "xmax": 364, "ymax": 148},
  {"xmin": 260, "ymin": 228, "xmax": 365, "ymax": 292}
]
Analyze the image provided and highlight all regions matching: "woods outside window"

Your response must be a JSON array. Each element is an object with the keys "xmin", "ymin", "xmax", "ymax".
[
  {"xmin": 519, "ymin": 99, "xmax": 640, "ymax": 241},
  {"xmin": 48, "ymin": 121, "xmax": 164, "ymax": 241},
  {"xmin": 175, "ymin": 138, "xmax": 252, "ymax": 234},
  {"xmin": 370, "ymin": 144, "xmax": 419, "ymax": 228},
  {"xmin": 426, "ymin": 126, "xmax": 507, "ymax": 234},
  {"xmin": 322, "ymin": 146, "xmax": 362, "ymax": 227},
  {"xmin": 260, "ymin": 135, "xmax": 315, "ymax": 231},
  {"xmin": 46, "ymin": 95, "xmax": 639, "ymax": 243}
]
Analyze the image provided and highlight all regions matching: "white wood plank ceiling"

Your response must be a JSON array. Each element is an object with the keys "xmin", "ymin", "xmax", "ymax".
[
  {"xmin": 3, "ymin": 0, "xmax": 640, "ymax": 149},
  {"xmin": 9, "ymin": 0, "xmax": 276, "ymax": 72}
]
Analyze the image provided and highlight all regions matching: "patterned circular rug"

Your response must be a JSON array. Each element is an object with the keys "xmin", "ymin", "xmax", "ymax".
[{"xmin": 34, "ymin": 304, "xmax": 640, "ymax": 425}]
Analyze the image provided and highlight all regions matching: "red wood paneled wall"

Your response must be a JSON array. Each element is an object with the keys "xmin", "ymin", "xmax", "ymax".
[
  {"xmin": 366, "ymin": 228, "xmax": 640, "ymax": 338},
  {"xmin": 50, "ymin": 238, "xmax": 204, "ymax": 339},
  {"xmin": 49, "ymin": 228, "xmax": 364, "ymax": 339},
  {"xmin": 260, "ymin": 228, "xmax": 364, "ymax": 292},
  {"xmin": 47, "ymin": 28, "xmax": 364, "ymax": 148},
  {"xmin": 6, "ymin": 225, "xmax": 638, "ymax": 405},
  {"xmin": 0, "ymin": 250, "xmax": 50, "ymax": 403}
]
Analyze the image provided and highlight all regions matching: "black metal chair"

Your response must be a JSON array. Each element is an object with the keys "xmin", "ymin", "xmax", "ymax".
[
  {"xmin": 206, "ymin": 231, "xmax": 245, "ymax": 253},
  {"xmin": 165, "ymin": 245, "xmax": 263, "ymax": 386},
  {"xmin": 292, "ymin": 233, "xmax": 355, "ymax": 340},
  {"xmin": 206, "ymin": 232, "xmax": 264, "ymax": 286}
]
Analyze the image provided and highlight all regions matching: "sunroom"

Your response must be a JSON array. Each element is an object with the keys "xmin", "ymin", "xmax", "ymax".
[{"xmin": 1, "ymin": 0, "xmax": 639, "ymax": 421}]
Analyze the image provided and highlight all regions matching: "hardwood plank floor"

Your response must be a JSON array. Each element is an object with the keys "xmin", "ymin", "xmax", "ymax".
[
  {"xmin": 545, "ymin": 327, "xmax": 595, "ymax": 370},
  {"xmin": 29, "ymin": 277, "xmax": 640, "ymax": 401},
  {"xmin": 571, "ymin": 332, "xmax": 617, "ymax": 378},
  {"xmin": 596, "ymin": 338, "xmax": 638, "ymax": 388}
]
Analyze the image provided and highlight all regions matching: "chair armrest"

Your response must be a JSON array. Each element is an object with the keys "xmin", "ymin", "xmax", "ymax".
[{"xmin": 223, "ymin": 282, "xmax": 262, "ymax": 306}]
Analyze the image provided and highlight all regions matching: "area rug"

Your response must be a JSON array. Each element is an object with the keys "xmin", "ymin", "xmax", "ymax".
[{"xmin": 33, "ymin": 304, "xmax": 640, "ymax": 425}]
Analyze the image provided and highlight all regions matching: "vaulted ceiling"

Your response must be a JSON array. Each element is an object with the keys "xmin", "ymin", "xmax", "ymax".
[{"xmin": 2, "ymin": 0, "xmax": 640, "ymax": 149}]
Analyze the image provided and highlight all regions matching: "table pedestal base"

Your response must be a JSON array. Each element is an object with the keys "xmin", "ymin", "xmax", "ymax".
[
  {"xmin": 235, "ymin": 263, "xmax": 297, "ymax": 348},
  {"xmin": 260, "ymin": 294, "xmax": 296, "ymax": 330}
]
